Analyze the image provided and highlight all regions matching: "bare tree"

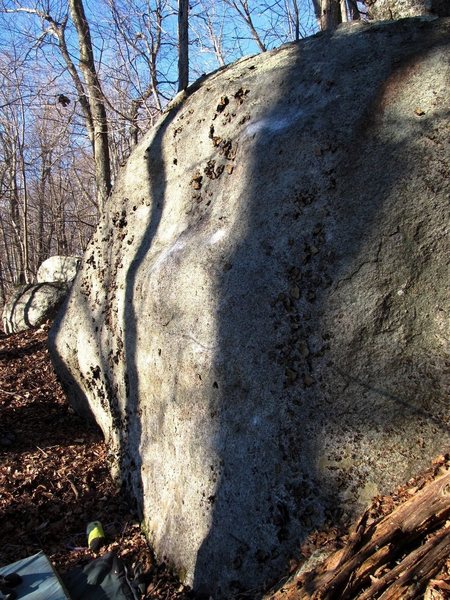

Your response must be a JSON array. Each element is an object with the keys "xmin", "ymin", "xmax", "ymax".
[
  {"xmin": 197, "ymin": 7, "xmax": 227, "ymax": 67},
  {"xmin": 311, "ymin": 0, "xmax": 341, "ymax": 29},
  {"xmin": 260, "ymin": 0, "xmax": 316, "ymax": 42},
  {"xmin": 0, "ymin": 59, "xmax": 32, "ymax": 284},
  {"xmin": 68, "ymin": 0, "xmax": 111, "ymax": 208},
  {"xmin": 0, "ymin": 47, "xmax": 97, "ymax": 303},
  {"xmin": 104, "ymin": 0, "xmax": 167, "ymax": 121},
  {"xmin": 312, "ymin": 0, "xmax": 362, "ymax": 29},
  {"xmin": 216, "ymin": 0, "xmax": 318, "ymax": 53},
  {"xmin": 178, "ymin": 0, "xmax": 189, "ymax": 90},
  {"xmin": 224, "ymin": 0, "xmax": 267, "ymax": 51},
  {"xmin": 189, "ymin": 0, "xmax": 245, "ymax": 72},
  {"xmin": 2, "ymin": 1, "xmax": 111, "ymax": 208}
]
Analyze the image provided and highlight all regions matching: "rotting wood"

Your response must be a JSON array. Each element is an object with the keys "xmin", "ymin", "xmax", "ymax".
[
  {"xmin": 363, "ymin": 526, "xmax": 450, "ymax": 600},
  {"xmin": 287, "ymin": 471, "xmax": 450, "ymax": 600}
]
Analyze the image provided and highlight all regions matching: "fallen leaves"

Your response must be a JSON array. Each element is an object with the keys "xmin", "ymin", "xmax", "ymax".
[
  {"xmin": 3, "ymin": 323, "xmax": 449, "ymax": 600},
  {"xmin": 0, "ymin": 323, "xmax": 191, "ymax": 599}
]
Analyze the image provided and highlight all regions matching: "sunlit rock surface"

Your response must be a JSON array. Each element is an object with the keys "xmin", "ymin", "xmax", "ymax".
[
  {"xmin": 3, "ymin": 283, "xmax": 68, "ymax": 334},
  {"xmin": 50, "ymin": 17, "xmax": 450, "ymax": 598},
  {"xmin": 36, "ymin": 255, "xmax": 81, "ymax": 284},
  {"xmin": 2, "ymin": 256, "xmax": 80, "ymax": 334}
]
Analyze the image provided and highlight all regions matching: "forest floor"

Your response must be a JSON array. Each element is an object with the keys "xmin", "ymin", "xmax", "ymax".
[
  {"xmin": 0, "ymin": 323, "xmax": 191, "ymax": 599},
  {"xmin": 0, "ymin": 322, "xmax": 449, "ymax": 599}
]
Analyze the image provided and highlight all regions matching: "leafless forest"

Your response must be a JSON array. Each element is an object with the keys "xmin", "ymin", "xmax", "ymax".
[{"xmin": 0, "ymin": 0, "xmax": 365, "ymax": 307}]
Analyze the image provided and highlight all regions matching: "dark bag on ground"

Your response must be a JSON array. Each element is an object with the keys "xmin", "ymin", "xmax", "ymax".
[{"xmin": 63, "ymin": 552, "xmax": 137, "ymax": 600}]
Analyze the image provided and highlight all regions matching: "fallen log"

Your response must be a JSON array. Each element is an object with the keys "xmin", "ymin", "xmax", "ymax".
[
  {"xmin": 269, "ymin": 468, "xmax": 450, "ymax": 600},
  {"xmin": 362, "ymin": 526, "xmax": 450, "ymax": 600}
]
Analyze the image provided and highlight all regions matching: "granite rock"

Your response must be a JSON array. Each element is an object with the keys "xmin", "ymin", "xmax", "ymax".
[{"xmin": 49, "ymin": 17, "xmax": 450, "ymax": 598}]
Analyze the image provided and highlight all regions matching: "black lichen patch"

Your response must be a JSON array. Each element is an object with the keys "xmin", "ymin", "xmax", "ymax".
[
  {"xmin": 112, "ymin": 210, "xmax": 128, "ymax": 229},
  {"xmin": 190, "ymin": 172, "xmax": 203, "ymax": 190},
  {"xmin": 216, "ymin": 96, "xmax": 229, "ymax": 113},
  {"xmin": 234, "ymin": 88, "xmax": 249, "ymax": 104}
]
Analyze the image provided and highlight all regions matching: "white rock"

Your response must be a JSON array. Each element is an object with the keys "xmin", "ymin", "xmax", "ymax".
[
  {"xmin": 49, "ymin": 18, "xmax": 450, "ymax": 597},
  {"xmin": 36, "ymin": 255, "xmax": 81, "ymax": 284},
  {"xmin": 3, "ymin": 283, "xmax": 68, "ymax": 334}
]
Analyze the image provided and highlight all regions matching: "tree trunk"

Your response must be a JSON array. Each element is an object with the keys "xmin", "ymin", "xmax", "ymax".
[
  {"xmin": 178, "ymin": 0, "xmax": 189, "ymax": 91},
  {"xmin": 9, "ymin": 150, "xmax": 26, "ymax": 284},
  {"xmin": 292, "ymin": 0, "xmax": 300, "ymax": 41},
  {"xmin": 53, "ymin": 18, "xmax": 95, "ymax": 149},
  {"xmin": 69, "ymin": 0, "xmax": 112, "ymax": 209},
  {"xmin": 18, "ymin": 96, "xmax": 30, "ymax": 283},
  {"xmin": 348, "ymin": 0, "xmax": 361, "ymax": 20},
  {"xmin": 320, "ymin": 0, "xmax": 342, "ymax": 30},
  {"xmin": 0, "ymin": 258, "xmax": 5, "ymax": 310}
]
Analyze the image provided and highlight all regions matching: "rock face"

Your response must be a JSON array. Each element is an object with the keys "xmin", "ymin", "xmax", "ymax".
[
  {"xmin": 367, "ymin": 0, "xmax": 450, "ymax": 19},
  {"xmin": 36, "ymin": 255, "xmax": 81, "ymax": 284},
  {"xmin": 49, "ymin": 18, "xmax": 450, "ymax": 598},
  {"xmin": 3, "ymin": 283, "xmax": 69, "ymax": 334},
  {"xmin": 2, "ymin": 256, "xmax": 80, "ymax": 334}
]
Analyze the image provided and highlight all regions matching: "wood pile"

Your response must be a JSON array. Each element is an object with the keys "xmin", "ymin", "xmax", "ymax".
[{"xmin": 269, "ymin": 458, "xmax": 450, "ymax": 599}]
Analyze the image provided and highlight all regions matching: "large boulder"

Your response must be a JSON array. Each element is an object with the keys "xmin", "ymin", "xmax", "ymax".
[
  {"xmin": 36, "ymin": 255, "xmax": 81, "ymax": 284},
  {"xmin": 3, "ymin": 283, "xmax": 69, "ymax": 334},
  {"xmin": 49, "ymin": 17, "xmax": 450, "ymax": 598}
]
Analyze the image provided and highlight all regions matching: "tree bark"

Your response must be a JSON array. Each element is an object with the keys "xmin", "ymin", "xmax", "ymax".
[
  {"xmin": 178, "ymin": 0, "xmax": 189, "ymax": 91},
  {"xmin": 69, "ymin": 0, "xmax": 112, "ymax": 209},
  {"xmin": 53, "ymin": 18, "xmax": 95, "ymax": 148},
  {"xmin": 348, "ymin": 0, "xmax": 361, "ymax": 20},
  {"xmin": 292, "ymin": 0, "xmax": 300, "ymax": 40},
  {"xmin": 319, "ymin": 0, "xmax": 342, "ymax": 30},
  {"xmin": 297, "ymin": 471, "xmax": 450, "ymax": 599}
]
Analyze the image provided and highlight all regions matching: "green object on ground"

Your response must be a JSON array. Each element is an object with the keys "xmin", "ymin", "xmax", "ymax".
[{"xmin": 86, "ymin": 520, "xmax": 106, "ymax": 552}]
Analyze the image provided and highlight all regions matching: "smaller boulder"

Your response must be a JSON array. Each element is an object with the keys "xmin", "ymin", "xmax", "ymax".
[
  {"xmin": 2, "ymin": 283, "xmax": 69, "ymax": 334},
  {"xmin": 36, "ymin": 256, "xmax": 81, "ymax": 284}
]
